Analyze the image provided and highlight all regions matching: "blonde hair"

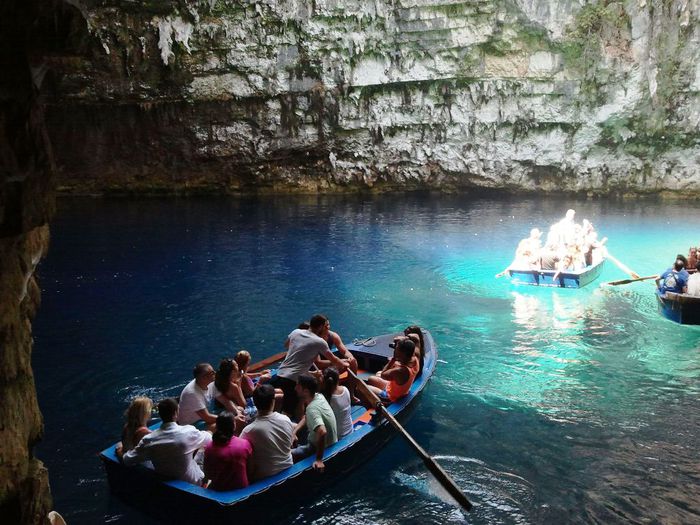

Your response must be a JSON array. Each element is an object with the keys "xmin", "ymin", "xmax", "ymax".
[
  {"xmin": 123, "ymin": 396, "xmax": 152, "ymax": 450},
  {"xmin": 235, "ymin": 350, "xmax": 251, "ymax": 372}
]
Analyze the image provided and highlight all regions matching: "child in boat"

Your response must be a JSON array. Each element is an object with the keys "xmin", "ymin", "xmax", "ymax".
[
  {"xmin": 235, "ymin": 350, "xmax": 272, "ymax": 398},
  {"xmin": 235, "ymin": 350, "xmax": 283, "ymax": 413},
  {"xmin": 366, "ymin": 339, "xmax": 419, "ymax": 404},
  {"xmin": 121, "ymin": 396, "xmax": 152, "ymax": 453}
]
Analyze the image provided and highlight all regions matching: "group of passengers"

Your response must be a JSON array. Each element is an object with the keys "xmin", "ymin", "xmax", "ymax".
[
  {"xmin": 497, "ymin": 209, "xmax": 607, "ymax": 277},
  {"xmin": 116, "ymin": 315, "xmax": 424, "ymax": 492},
  {"xmin": 658, "ymin": 250, "xmax": 700, "ymax": 296}
]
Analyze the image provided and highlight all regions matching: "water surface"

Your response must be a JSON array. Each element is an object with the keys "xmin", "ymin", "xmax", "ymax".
[{"xmin": 33, "ymin": 195, "xmax": 700, "ymax": 524}]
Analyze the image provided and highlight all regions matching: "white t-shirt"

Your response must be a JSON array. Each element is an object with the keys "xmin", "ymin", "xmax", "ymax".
[
  {"xmin": 277, "ymin": 329, "xmax": 329, "ymax": 381},
  {"xmin": 240, "ymin": 412, "xmax": 295, "ymax": 480},
  {"xmin": 330, "ymin": 386, "xmax": 354, "ymax": 438},
  {"xmin": 687, "ymin": 273, "xmax": 700, "ymax": 296},
  {"xmin": 178, "ymin": 379, "xmax": 214, "ymax": 425}
]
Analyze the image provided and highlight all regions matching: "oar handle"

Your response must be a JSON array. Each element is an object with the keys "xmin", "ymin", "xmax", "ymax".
[
  {"xmin": 605, "ymin": 251, "xmax": 641, "ymax": 279},
  {"xmin": 348, "ymin": 369, "xmax": 473, "ymax": 512}
]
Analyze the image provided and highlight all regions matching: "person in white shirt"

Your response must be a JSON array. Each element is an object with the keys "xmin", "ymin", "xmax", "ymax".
[
  {"xmin": 116, "ymin": 398, "xmax": 212, "ymax": 485},
  {"xmin": 321, "ymin": 367, "xmax": 353, "ymax": 439},
  {"xmin": 240, "ymin": 384, "xmax": 295, "ymax": 480},
  {"xmin": 178, "ymin": 363, "xmax": 217, "ymax": 427},
  {"xmin": 687, "ymin": 261, "xmax": 700, "ymax": 296}
]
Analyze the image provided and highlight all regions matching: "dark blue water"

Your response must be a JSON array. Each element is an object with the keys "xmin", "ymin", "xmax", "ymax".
[{"xmin": 33, "ymin": 195, "xmax": 700, "ymax": 524}]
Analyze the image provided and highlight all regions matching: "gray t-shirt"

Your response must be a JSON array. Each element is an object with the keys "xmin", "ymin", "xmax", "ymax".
[
  {"xmin": 277, "ymin": 329, "xmax": 329, "ymax": 381},
  {"xmin": 240, "ymin": 412, "xmax": 295, "ymax": 480}
]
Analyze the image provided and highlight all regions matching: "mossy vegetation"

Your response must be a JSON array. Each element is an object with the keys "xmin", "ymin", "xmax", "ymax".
[{"xmin": 599, "ymin": 115, "xmax": 698, "ymax": 157}]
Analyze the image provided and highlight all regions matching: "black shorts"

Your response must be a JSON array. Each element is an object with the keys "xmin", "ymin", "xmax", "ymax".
[{"xmin": 269, "ymin": 375, "xmax": 298, "ymax": 416}]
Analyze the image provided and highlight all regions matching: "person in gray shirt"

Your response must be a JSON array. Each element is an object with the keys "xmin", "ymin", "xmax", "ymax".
[{"xmin": 270, "ymin": 314, "xmax": 348, "ymax": 419}]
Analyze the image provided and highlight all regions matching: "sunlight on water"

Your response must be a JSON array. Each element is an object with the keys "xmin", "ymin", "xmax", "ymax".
[{"xmin": 33, "ymin": 195, "xmax": 700, "ymax": 524}]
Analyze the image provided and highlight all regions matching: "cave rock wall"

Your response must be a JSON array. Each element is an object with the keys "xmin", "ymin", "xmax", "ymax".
[{"xmin": 47, "ymin": 0, "xmax": 700, "ymax": 195}]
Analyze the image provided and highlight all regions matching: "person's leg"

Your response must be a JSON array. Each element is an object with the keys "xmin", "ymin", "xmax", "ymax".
[
  {"xmin": 367, "ymin": 375, "xmax": 388, "ymax": 389},
  {"xmin": 270, "ymin": 376, "xmax": 298, "ymax": 417},
  {"xmin": 291, "ymin": 443, "xmax": 315, "ymax": 463}
]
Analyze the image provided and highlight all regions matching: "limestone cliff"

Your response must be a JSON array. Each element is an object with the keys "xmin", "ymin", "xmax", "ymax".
[
  {"xmin": 45, "ymin": 0, "xmax": 700, "ymax": 195},
  {"xmin": 1, "ymin": 1, "xmax": 63, "ymax": 523}
]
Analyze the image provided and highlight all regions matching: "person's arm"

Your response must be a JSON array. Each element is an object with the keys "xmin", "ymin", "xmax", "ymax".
[
  {"xmin": 245, "ymin": 443, "xmax": 254, "ymax": 482},
  {"xmin": 313, "ymin": 424, "xmax": 327, "ymax": 472},
  {"xmin": 292, "ymin": 416, "xmax": 306, "ymax": 447},
  {"xmin": 120, "ymin": 438, "xmax": 149, "ymax": 466},
  {"xmin": 215, "ymin": 393, "xmax": 239, "ymax": 414},
  {"xmin": 380, "ymin": 364, "xmax": 410, "ymax": 385},
  {"xmin": 332, "ymin": 334, "xmax": 358, "ymax": 368},
  {"xmin": 195, "ymin": 407, "xmax": 218, "ymax": 425},
  {"xmin": 229, "ymin": 381, "xmax": 247, "ymax": 408},
  {"xmin": 320, "ymin": 348, "xmax": 349, "ymax": 371}
]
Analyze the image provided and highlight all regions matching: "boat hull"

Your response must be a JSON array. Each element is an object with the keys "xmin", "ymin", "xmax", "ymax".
[
  {"xmin": 656, "ymin": 291, "xmax": 700, "ymax": 325},
  {"xmin": 508, "ymin": 260, "xmax": 605, "ymax": 288},
  {"xmin": 100, "ymin": 331, "xmax": 436, "ymax": 522}
]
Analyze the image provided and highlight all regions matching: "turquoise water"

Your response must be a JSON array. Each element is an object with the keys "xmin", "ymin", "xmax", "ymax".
[{"xmin": 33, "ymin": 195, "xmax": 700, "ymax": 524}]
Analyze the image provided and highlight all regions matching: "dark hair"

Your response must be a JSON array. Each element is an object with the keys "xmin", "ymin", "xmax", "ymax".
[
  {"xmin": 396, "ymin": 339, "xmax": 416, "ymax": 360},
  {"xmin": 215, "ymin": 359, "xmax": 238, "ymax": 395},
  {"xmin": 675, "ymin": 259, "xmax": 685, "ymax": 271},
  {"xmin": 297, "ymin": 373, "xmax": 318, "ymax": 395},
  {"xmin": 696, "ymin": 260, "xmax": 700, "ymax": 271},
  {"xmin": 158, "ymin": 398, "xmax": 178, "ymax": 422},
  {"xmin": 404, "ymin": 325, "xmax": 425, "ymax": 373},
  {"xmin": 322, "ymin": 367, "xmax": 340, "ymax": 401},
  {"xmin": 213, "ymin": 411, "xmax": 235, "ymax": 445},
  {"xmin": 298, "ymin": 321, "xmax": 310, "ymax": 330},
  {"xmin": 253, "ymin": 384, "xmax": 275, "ymax": 411},
  {"xmin": 677, "ymin": 254, "xmax": 689, "ymax": 266},
  {"xmin": 309, "ymin": 314, "xmax": 328, "ymax": 331},
  {"xmin": 403, "ymin": 325, "xmax": 424, "ymax": 351},
  {"xmin": 193, "ymin": 362, "xmax": 212, "ymax": 379}
]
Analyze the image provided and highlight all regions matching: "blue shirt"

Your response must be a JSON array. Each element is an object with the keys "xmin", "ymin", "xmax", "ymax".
[{"xmin": 659, "ymin": 268, "xmax": 689, "ymax": 293}]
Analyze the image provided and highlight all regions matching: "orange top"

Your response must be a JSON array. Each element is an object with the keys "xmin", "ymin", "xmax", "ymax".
[{"xmin": 386, "ymin": 358, "xmax": 420, "ymax": 402}]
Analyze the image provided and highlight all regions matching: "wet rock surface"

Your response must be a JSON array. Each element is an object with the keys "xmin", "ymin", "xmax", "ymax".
[
  {"xmin": 1, "ymin": 0, "xmax": 63, "ymax": 522},
  {"xmin": 43, "ymin": 0, "xmax": 700, "ymax": 196}
]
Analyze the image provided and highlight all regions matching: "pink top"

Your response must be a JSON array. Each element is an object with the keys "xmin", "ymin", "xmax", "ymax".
[{"xmin": 203, "ymin": 436, "xmax": 253, "ymax": 491}]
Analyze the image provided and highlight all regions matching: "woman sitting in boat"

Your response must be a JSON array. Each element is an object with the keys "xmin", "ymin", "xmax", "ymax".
[
  {"xmin": 322, "ymin": 367, "xmax": 353, "ymax": 439},
  {"xmin": 366, "ymin": 339, "xmax": 419, "ymax": 404},
  {"xmin": 203, "ymin": 411, "xmax": 253, "ymax": 491},
  {"xmin": 214, "ymin": 359, "xmax": 247, "ymax": 417},
  {"xmin": 121, "ymin": 396, "xmax": 152, "ymax": 453}
]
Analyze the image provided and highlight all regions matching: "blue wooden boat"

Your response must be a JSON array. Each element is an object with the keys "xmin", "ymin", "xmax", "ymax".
[
  {"xmin": 507, "ymin": 259, "xmax": 605, "ymax": 288},
  {"xmin": 100, "ymin": 330, "xmax": 436, "ymax": 522},
  {"xmin": 656, "ymin": 290, "xmax": 700, "ymax": 325}
]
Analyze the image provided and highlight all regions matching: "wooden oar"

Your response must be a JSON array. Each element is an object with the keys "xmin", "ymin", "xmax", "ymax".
[
  {"xmin": 348, "ymin": 369, "xmax": 473, "ymax": 512},
  {"xmin": 605, "ymin": 251, "xmax": 641, "ymax": 279},
  {"xmin": 248, "ymin": 351, "xmax": 287, "ymax": 373},
  {"xmin": 602, "ymin": 275, "xmax": 659, "ymax": 287}
]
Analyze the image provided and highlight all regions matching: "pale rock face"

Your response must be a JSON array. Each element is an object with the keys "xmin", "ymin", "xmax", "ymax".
[{"xmin": 46, "ymin": 0, "xmax": 700, "ymax": 195}]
